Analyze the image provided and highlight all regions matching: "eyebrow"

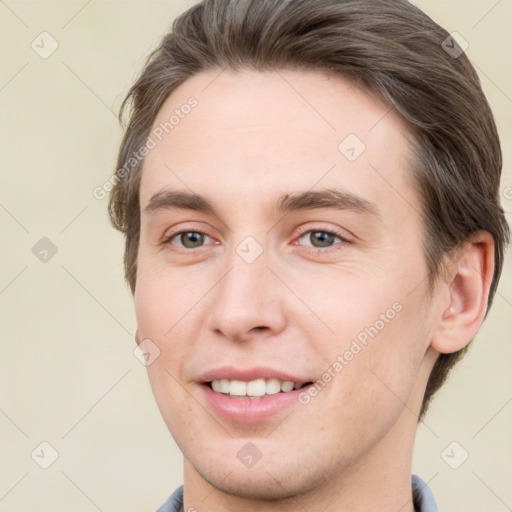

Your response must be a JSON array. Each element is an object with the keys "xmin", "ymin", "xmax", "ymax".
[{"xmin": 144, "ymin": 188, "xmax": 380, "ymax": 219}]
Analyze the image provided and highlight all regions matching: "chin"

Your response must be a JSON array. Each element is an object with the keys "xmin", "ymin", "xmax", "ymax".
[
  {"xmin": 194, "ymin": 461, "xmax": 312, "ymax": 501},
  {"xmin": 183, "ymin": 439, "xmax": 338, "ymax": 502}
]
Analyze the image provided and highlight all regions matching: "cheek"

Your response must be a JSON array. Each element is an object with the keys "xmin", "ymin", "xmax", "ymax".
[
  {"xmin": 134, "ymin": 262, "xmax": 202, "ymax": 383},
  {"xmin": 134, "ymin": 288, "xmax": 167, "ymax": 342},
  {"xmin": 318, "ymin": 276, "xmax": 431, "ymax": 412},
  {"xmin": 134, "ymin": 255, "xmax": 191, "ymax": 336},
  {"xmin": 347, "ymin": 297, "xmax": 431, "ymax": 414},
  {"xmin": 304, "ymin": 279, "xmax": 401, "ymax": 357},
  {"xmin": 317, "ymin": 314, "xmax": 425, "ymax": 449},
  {"xmin": 135, "ymin": 272, "xmax": 193, "ymax": 430}
]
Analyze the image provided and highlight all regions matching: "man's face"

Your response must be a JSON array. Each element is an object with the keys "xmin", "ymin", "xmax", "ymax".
[{"xmin": 135, "ymin": 69, "xmax": 439, "ymax": 499}]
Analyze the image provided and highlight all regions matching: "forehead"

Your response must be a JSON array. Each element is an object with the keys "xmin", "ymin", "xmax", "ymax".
[{"xmin": 139, "ymin": 68, "xmax": 418, "ymax": 218}]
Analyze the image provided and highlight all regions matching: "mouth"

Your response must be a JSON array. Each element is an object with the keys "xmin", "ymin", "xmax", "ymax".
[
  {"xmin": 197, "ymin": 366, "xmax": 316, "ymax": 422},
  {"xmin": 205, "ymin": 378, "xmax": 314, "ymax": 399}
]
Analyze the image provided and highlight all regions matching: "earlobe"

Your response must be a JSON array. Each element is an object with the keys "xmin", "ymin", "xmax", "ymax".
[
  {"xmin": 430, "ymin": 231, "xmax": 495, "ymax": 355},
  {"xmin": 135, "ymin": 328, "xmax": 142, "ymax": 346}
]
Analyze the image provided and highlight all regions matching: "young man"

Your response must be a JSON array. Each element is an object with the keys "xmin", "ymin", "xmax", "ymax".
[{"xmin": 108, "ymin": 0, "xmax": 509, "ymax": 510}]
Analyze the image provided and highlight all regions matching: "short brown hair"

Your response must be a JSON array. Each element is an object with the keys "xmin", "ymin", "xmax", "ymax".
[{"xmin": 108, "ymin": 0, "xmax": 510, "ymax": 418}]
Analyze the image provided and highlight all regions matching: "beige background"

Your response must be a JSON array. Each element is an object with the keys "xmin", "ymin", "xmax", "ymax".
[{"xmin": 0, "ymin": 1, "xmax": 510, "ymax": 510}]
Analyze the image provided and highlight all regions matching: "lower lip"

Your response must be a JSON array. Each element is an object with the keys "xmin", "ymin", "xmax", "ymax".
[{"xmin": 200, "ymin": 384, "xmax": 310, "ymax": 423}]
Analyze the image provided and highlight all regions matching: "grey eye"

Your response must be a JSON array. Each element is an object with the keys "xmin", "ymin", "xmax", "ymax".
[
  {"xmin": 172, "ymin": 231, "xmax": 211, "ymax": 249},
  {"xmin": 299, "ymin": 230, "xmax": 341, "ymax": 248}
]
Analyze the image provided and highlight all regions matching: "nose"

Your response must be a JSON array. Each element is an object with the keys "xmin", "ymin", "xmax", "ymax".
[{"xmin": 205, "ymin": 246, "xmax": 287, "ymax": 343}]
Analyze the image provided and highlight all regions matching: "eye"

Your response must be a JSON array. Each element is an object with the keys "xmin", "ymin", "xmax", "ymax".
[
  {"xmin": 164, "ymin": 230, "xmax": 214, "ymax": 249},
  {"xmin": 162, "ymin": 227, "xmax": 349, "ymax": 252},
  {"xmin": 296, "ymin": 228, "xmax": 348, "ymax": 250}
]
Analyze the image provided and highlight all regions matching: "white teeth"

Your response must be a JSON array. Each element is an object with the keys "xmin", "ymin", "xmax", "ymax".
[
  {"xmin": 266, "ymin": 378, "xmax": 281, "ymax": 395},
  {"xmin": 280, "ymin": 381, "xmax": 294, "ymax": 392},
  {"xmin": 210, "ymin": 378, "xmax": 305, "ymax": 397},
  {"xmin": 219, "ymin": 379, "xmax": 230, "ymax": 393},
  {"xmin": 229, "ymin": 380, "xmax": 247, "ymax": 396},
  {"xmin": 247, "ymin": 378, "xmax": 267, "ymax": 397}
]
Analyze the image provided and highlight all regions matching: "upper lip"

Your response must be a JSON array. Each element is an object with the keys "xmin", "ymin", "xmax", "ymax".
[{"xmin": 198, "ymin": 366, "xmax": 313, "ymax": 384}]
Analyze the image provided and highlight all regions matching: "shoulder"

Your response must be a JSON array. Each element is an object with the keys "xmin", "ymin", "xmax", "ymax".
[
  {"xmin": 155, "ymin": 485, "xmax": 184, "ymax": 512},
  {"xmin": 412, "ymin": 474, "xmax": 439, "ymax": 512}
]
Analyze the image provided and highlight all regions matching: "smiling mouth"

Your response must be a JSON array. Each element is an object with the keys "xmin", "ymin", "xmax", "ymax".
[{"xmin": 205, "ymin": 378, "xmax": 314, "ymax": 398}]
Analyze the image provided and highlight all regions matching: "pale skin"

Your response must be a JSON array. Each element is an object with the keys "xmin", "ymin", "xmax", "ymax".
[{"xmin": 134, "ymin": 69, "xmax": 494, "ymax": 512}]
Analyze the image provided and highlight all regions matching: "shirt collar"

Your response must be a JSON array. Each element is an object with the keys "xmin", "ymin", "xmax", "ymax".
[
  {"xmin": 158, "ymin": 474, "xmax": 439, "ymax": 512},
  {"xmin": 412, "ymin": 474, "xmax": 439, "ymax": 512}
]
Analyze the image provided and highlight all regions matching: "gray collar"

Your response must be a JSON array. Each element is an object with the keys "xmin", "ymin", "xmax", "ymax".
[{"xmin": 157, "ymin": 474, "xmax": 438, "ymax": 512}]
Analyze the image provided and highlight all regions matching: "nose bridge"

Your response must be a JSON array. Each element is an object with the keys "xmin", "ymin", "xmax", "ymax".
[{"xmin": 205, "ymin": 237, "xmax": 286, "ymax": 340}]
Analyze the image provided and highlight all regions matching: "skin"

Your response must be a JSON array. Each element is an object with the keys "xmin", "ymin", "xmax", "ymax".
[{"xmin": 134, "ymin": 69, "xmax": 494, "ymax": 512}]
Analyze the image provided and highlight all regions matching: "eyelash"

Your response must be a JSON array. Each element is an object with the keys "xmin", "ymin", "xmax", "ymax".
[{"xmin": 162, "ymin": 226, "xmax": 350, "ymax": 253}]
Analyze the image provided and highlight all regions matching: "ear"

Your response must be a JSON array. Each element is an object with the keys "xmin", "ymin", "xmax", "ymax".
[
  {"xmin": 135, "ymin": 327, "xmax": 142, "ymax": 346},
  {"xmin": 430, "ymin": 231, "xmax": 495, "ymax": 354}
]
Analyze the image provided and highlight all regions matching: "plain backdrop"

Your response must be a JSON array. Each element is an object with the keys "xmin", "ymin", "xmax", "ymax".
[{"xmin": 1, "ymin": 1, "xmax": 511, "ymax": 511}]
